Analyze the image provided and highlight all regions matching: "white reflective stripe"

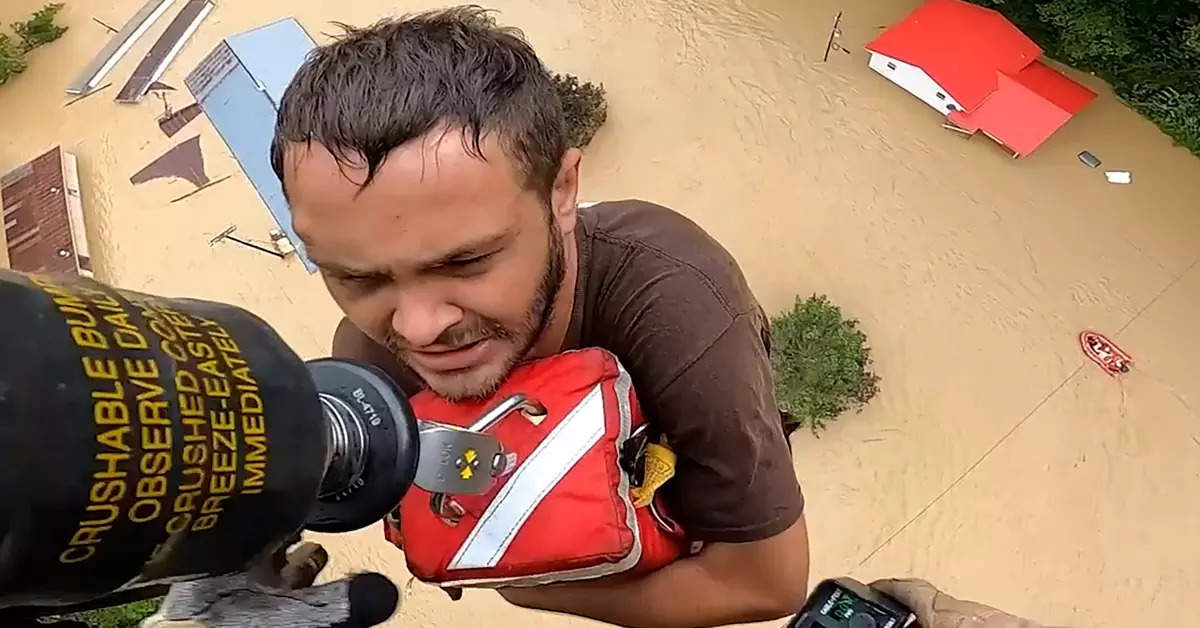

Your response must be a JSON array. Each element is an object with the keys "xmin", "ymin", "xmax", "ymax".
[
  {"xmin": 441, "ymin": 361, "xmax": 643, "ymax": 587},
  {"xmin": 612, "ymin": 363, "xmax": 638, "ymax": 544},
  {"xmin": 448, "ymin": 384, "xmax": 607, "ymax": 570}
]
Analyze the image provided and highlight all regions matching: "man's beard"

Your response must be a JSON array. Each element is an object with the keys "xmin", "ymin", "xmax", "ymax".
[{"xmin": 385, "ymin": 222, "xmax": 565, "ymax": 401}]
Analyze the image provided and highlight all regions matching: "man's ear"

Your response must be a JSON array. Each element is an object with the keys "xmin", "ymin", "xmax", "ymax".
[{"xmin": 550, "ymin": 147, "xmax": 583, "ymax": 235}]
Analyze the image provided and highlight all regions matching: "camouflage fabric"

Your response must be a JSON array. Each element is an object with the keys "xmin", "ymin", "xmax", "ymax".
[
  {"xmin": 870, "ymin": 579, "xmax": 1065, "ymax": 628},
  {"xmin": 141, "ymin": 542, "xmax": 398, "ymax": 628}
]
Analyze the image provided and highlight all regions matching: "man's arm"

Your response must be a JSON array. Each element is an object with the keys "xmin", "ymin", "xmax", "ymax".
[
  {"xmin": 500, "ymin": 515, "xmax": 809, "ymax": 628},
  {"xmin": 502, "ymin": 303, "xmax": 810, "ymax": 627}
]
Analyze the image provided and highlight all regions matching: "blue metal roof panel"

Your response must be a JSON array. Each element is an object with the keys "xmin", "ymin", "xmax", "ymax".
[
  {"xmin": 225, "ymin": 17, "xmax": 315, "ymax": 106},
  {"xmin": 197, "ymin": 61, "xmax": 315, "ymax": 271}
]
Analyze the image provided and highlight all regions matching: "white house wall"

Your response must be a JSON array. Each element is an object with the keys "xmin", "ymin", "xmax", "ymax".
[
  {"xmin": 59, "ymin": 151, "xmax": 94, "ymax": 278},
  {"xmin": 868, "ymin": 52, "xmax": 963, "ymax": 116}
]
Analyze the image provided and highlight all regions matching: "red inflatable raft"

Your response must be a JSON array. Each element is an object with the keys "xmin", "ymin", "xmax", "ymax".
[{"xmin": 1079, "ymin": 330, "xmax": 1132, "ymax": 376}]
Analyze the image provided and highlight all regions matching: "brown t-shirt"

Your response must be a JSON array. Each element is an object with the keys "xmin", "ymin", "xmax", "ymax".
[{"xmin": 333, "ymin": 199, "xmax": 804, "ymax": 543}]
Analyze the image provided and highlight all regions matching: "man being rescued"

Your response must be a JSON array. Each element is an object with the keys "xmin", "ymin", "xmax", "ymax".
[{"xmin": 270, "ymin": 7, "xmax": 1057, "ymax": 628}]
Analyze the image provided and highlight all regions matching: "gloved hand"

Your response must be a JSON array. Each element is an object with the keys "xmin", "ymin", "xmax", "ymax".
[
  {"xmin": 869, "ymin": 578, "xmax": 1059, "ymax": 628},
  {"xmin": 140, "ymin": 541, "xmax": 399, "ymax": 628}
]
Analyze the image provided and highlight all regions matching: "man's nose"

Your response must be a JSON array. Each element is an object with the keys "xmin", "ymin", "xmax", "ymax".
[{"xmin": 391, "ymin": 292, "xmax": 462, "ymax": 348}]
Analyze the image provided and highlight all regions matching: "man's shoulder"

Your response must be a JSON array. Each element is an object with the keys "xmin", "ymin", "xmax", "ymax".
[
  {"xmin": 580, "ymin": 199, "xmax": 721, "ymax": 257},
  {"xmin": 575, "ymin": 200, "xmax": 767, "ymax": 396},
  {"xmin": 579, "ymin": 199, "xmax": 758, "ymax": 317}
]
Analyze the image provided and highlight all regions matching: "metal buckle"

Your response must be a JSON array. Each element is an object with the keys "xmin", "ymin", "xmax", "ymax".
[
  {"xmin": 414, "ymin": 423, "xmax": 506, "ymax": 495},
  {"xmin": 467, "ymin": 393, "xmax": 546, "ymax": 432},
  {"xmin": 430, "ymin": 493, "xmax": 466, "ymax": 526},
  {"xmin": 418, "ymin": 394, "xmax": 547, "ymax": 524},
  {"xmin": 620, "ymin": 424, "xmax": 651, "ymax": 487}
]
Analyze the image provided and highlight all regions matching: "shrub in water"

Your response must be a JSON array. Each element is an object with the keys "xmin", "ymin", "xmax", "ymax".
[
  {"xmin": 770, "ymin": 294, "xmax": 880, "ymax": 434},
  {"xmin": 0, "ymin": 33, "xmax": 28, "ymax": 85},
  {"xmin": 13, "ymin": 3, "xmax": 68, "ymax": 52},
  {"xmin": 553, "ymin": 73, "xmax": 608, "ymax": 148},
  {"xmin": 0, "ymin": 3, "xmax": 67, "ymax": 86}
]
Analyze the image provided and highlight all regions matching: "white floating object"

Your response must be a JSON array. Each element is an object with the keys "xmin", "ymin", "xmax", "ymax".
[
  {"xmin": 270, "ymin": 230, "xmax": 297, "ymax": 256},
  {"xmin": 1105, "ymin": 171, "xmax": 1132, "ymax": 184}
]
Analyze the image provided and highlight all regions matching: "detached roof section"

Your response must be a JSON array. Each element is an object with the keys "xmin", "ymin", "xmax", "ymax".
[
  {"xmin": 948, "ymin": 63, "xmax": 1089, "ymax": 156},
  {"xmin": 224, "ymin": 19, "xmax": 317, "ymax": 105},
  {"xmin": 185, "ymin": 18, "xmax": 317, "ymax": 272},
  {"xmin": 866, "ymin": 0, "xmax": 1043, "ymax": 111},
  {"xmin": 1009, "ymin": 60, "xmax": 1096, "ymax": 115}
]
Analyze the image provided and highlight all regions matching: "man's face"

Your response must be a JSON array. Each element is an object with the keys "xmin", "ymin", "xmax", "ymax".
[{"xmin": 285, "ymin": 131, "xmax": 574, "ymax": 400}]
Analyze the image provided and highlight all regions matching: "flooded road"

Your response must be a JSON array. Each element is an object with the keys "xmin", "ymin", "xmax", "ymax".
[{"xmin": 2, "ymin": 0, "xmax": 1199, "ymax": 626}]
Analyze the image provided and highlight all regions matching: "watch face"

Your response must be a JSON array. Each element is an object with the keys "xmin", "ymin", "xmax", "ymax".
[
  {"xmin": 827, "ymin": 589, "xmax": 859, "ymax": 620},
  {"xmin": 788, "ymin": 580, "xmax": 909, "ymax": 628},
  {"xmin": 817, "ymin": 584, "xmax": 906, "ymax": 628}
]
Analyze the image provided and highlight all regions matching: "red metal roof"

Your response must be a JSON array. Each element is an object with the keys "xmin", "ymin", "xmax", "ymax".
[
  {"xmin": 947, "ymin": 62, "xmax": 1095, "ymax": 156},
  {"xmin": 866, "ymin": 0, "xmax": 1044, "ymax": 111},
  {"xmin": 1009, "ymin": 60, "xmax": 1096, "ymax": 115}
]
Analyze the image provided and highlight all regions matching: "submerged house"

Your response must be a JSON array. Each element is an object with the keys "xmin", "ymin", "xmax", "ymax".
[{"xmin": 866, "ymin": 0, "xmax": 1097, "ymax": 157}]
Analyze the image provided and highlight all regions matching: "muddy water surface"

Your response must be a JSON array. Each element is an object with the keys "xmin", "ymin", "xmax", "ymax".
[{"xmin": 2, "ymin": 0, "xmax": 1198, "ymax": 626}]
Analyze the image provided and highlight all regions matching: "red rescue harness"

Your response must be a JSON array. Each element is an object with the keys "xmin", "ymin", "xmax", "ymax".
[{"xmin": 384, "ymin": 348, "xmax": 686, "ymax": 587}]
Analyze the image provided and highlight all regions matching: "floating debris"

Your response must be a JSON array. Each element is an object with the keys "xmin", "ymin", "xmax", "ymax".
[
  {"xmin": 210, "ymin": 225, "xmax": 286, "ymax": 259},
  {"xmin": 1077, "ymin": 150, "xmax": 1101, "ymax": 168},
  {"xmin": 63, "ymin": 83, "xmax": 112, "ymax": 108},
  {"xmin": 1105, "ymin": 170, "xmax": 1132, "ymax": 184},
  {"xmin": 91, "ymin": 16, "xmax": 119, "ymax": 34},
  {"xmin": 116, "ymin": 0, "xmax": 215, "ymax": 103},
  {"xmin": 170, "ymin": 174, "xmax": 231, "ymax": 203},
  {"xmin": 158, "ymin": 102, "xmax": 202, "ymax": 137},
  {"xmin": 269, "ymin": 229, "xmax": 297, "ymax": 256},
  {"xmin": 131, "ymin": 135, "xmax": 210, "ymax": 188},
  {"xmin": 67, "ymin": 0, "xmax": 178, "ymax": 95}
]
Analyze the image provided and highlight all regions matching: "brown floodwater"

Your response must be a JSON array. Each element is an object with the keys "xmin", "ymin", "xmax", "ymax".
[{"xmin": 2, "ymin": 0, "xmax": 1198, "ymax": 625}]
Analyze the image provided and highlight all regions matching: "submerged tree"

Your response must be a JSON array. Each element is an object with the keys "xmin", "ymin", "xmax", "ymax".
[
  {"xmin": 553, "ymin": 73, "xmax": 609, "ymax": 149},
  {"xmin": 0, "ymin": 34, "xmax": 28, "ymax": 86},
  {"xmin": 770, "ymin": 295, "xmax": 881, "ymax": 434},
  {"xmin": 0, "ymin": 3, "xmax": 68, "ymax": 85},
  {"xmin": 13, "ymin": 3, "xmax": 68, "ymax": 52}
]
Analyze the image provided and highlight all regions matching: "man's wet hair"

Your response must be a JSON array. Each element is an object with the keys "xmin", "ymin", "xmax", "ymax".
[{"xmin": 270, "ymin": 6, "xmax": 566, "ymax": 198}]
